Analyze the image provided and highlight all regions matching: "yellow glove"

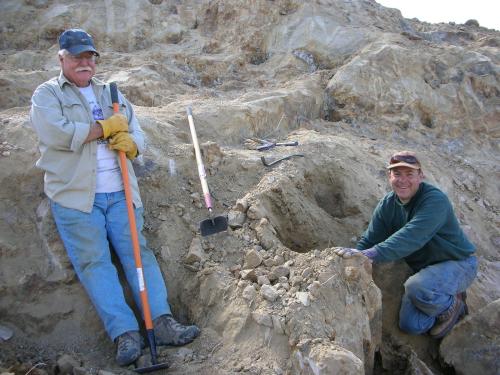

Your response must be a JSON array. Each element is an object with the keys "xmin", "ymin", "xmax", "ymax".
[
  {"xmin": 108, "ymin": 131, "xmax": 138, "ymax": 159},
  {"xmin": 97, "ymin": 114, "xmax": 128, "ymax": 139}
]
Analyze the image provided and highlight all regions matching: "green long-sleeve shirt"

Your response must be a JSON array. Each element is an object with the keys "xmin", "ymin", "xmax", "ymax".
[{"xmin": 357, "ymin": 182, "xmax": 475, "ymax": 271}]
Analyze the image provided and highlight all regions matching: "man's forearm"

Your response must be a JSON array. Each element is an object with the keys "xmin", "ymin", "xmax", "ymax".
[{"xmin": 84, "ymin": 123, "xmax": 104, "ymax": 143}]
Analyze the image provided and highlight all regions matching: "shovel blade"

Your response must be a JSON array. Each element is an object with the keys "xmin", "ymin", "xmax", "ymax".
[{"xmin": 200, "ymin": 215, "xmax": 228, "ymax": 236}]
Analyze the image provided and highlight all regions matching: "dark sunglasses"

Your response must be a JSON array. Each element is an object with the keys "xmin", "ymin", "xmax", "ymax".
[{"xmin": 390, "ymin": 154, "xmax": 418, "ymax": 164}]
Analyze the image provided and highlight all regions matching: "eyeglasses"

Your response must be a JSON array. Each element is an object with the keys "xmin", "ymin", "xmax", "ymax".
[
  {"xmin": 390, "ymin": 154, "xmax": 419, "ymax": 165},
  {"xmin": 67, "ymin": 53, "xmax": 97, "ymax": 63}
]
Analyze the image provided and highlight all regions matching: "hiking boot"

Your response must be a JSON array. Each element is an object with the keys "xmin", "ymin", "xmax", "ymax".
[
  {"xmin": 458, "ymin": 291, "xmax": 469, "ymax": 315},
  {"xmin": 115, "ymin": 331, "xmax": 142, "ymax": 366},
  {"xmin": 429, "ymin": 295, "xmax": 465, "ymax": 339},
  {"xmin": 153, "ymin": 314, "xmax": 200, "ymax": 346}
]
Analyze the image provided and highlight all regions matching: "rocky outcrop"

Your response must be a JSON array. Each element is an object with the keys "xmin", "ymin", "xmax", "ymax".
[{"xmin": 440, "ymin": 299, "xmax": 500, "ymax": 375}]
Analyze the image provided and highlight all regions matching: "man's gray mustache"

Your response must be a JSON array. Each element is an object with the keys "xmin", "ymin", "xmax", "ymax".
[{"xmin": 75, "ymin": 67, "xmax": 92, "ymax": 72}]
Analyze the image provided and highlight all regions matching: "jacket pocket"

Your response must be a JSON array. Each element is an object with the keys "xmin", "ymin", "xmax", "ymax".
[{"xmin": 61, "ymin": 98, "xmax": 89, "ymax": 123}]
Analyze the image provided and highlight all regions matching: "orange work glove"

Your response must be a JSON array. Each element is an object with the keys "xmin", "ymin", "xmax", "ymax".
[
  {"xmin": 97, "ymin": 113, "xmax": 128, "ymax": 139},
  {"xmin": 108, "ymin": 131, "xmax": 138, "ymax": 159}
]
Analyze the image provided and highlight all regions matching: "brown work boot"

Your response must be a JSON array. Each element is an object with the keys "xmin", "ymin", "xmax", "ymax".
[
  {"xmin": 154, "ymin": 314, "xmax": 200, "ymax": 346},
  {"xmin": 429, "ymin": 295, "xmax": 466, "ymax": 339}
]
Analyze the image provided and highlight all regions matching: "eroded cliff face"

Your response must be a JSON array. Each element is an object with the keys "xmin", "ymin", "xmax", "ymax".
[{"xmin": 0, "ymin": 1, "xmax": 498, "ymax": 374}]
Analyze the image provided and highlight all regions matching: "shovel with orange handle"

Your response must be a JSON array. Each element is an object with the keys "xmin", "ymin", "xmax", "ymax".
[{"xmin": 109, "ymin": 82, "xmax": 169, "ymax": 373}]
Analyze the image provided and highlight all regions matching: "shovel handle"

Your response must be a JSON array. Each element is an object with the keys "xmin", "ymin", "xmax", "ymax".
[
  {"xmin": 109, "ymin": 82, "xmax": 154, "ymax": 332},
  {"xmin": 186, "ymin": 107, "xmax": 213, "ymax": 211}
]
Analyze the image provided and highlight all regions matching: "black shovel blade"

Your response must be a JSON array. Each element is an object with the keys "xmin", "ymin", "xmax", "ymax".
[
  {"xmin": 134, "ymin": 362, "xmax": 170, "ymax": 373},
  {"xmin": 200, "ymin": 215, "xmax": 228, "ymax": 236}
]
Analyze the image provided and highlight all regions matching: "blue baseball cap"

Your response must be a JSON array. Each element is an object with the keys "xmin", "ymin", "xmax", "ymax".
[{"xmin": 58, "ymin": 29, "xmax": 99, "ymax": 56}]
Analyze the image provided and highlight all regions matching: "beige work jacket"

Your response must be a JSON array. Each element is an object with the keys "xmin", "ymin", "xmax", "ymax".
[{"xmin": 30, "ymin": 72, "xmax": 144, "ymax": 212}]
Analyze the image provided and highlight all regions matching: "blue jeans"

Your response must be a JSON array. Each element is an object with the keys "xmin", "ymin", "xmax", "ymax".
[
  {"xmin": 51, "ymin": 191, "xmax": 171, "ymax": 340},
  {"xmin": 399, "ymin": 256, "xmax": 477, "ymax": 335}
]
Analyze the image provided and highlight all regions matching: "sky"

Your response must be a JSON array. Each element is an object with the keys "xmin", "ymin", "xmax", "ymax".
[{"xmin": 376, "ymin": 0, "xmax": 500, "ymax": 31}]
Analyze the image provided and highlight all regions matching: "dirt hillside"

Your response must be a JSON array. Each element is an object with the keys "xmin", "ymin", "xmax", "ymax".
[{"xmin": 0, "ymin": 1, "xmax": 499, "ymax": 374}]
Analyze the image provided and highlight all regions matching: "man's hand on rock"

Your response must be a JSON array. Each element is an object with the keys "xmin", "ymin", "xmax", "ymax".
[
  {"xmin": 333, "ymin": 247, "xmax": 378, "ymax": 261},
  {"xmin": 333, "ymin": 247, "xmax": 365, "ymax": 259}
]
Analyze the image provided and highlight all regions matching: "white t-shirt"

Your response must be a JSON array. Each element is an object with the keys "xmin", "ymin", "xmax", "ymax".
[{"xmin": 78, "ymin": 85, "xmax": 123, "ymax": 193}]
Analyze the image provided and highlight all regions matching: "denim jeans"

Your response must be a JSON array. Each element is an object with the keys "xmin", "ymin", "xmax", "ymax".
[
  {"xmin": 399, "ymin": 256, "xmax": 477, "ymax": 335},
  {"xmin": 51, "ymin": 191, "xmax": 171, "ymax": 340}
]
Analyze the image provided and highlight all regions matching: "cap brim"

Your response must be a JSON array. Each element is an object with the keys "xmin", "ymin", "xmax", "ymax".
[
  {"xmin": 387, "ymin": 162, "xmax": 420, "ymax": 170},
  {"xmin": 66, "ymin": 45, "xmax": 99, "ymax": 57}
]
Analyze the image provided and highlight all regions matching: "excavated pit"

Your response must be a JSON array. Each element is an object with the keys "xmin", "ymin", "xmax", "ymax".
[{"xmin": 247, "ymin": 162, "xmax": 364, "ymax": 253}]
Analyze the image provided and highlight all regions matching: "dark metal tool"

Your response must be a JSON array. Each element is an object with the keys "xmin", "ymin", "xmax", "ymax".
[
  {"xmin": 261, "ymin": 154, "xmax": 305, "ymax": 167},
  {"xmin": 257, "ymin": 140, "xmax": 298, "ymax": 151}
]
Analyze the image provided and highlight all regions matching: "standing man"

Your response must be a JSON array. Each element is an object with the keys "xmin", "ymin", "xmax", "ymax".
[
  {"xmin": 30, "ymin": 29, "xmax": 200, "ymax": 366},
  {"xmin": 333, "ymin": 151, "xmax": 477, "ymax": 339}
]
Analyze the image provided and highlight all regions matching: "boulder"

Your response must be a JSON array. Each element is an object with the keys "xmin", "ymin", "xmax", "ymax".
[{"xmin": 440, "ymin": 298, "xmax": 500, "ymax": 375}]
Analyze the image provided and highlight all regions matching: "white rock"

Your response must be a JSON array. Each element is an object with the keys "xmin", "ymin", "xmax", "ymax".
[
  {"xmin": 344, "ymin": 266, "xmax": 360, "ymax": 281},
  {"xmin": 238, "ymin": 280, "xmax": 249, "ymax": 289},
  {"xmin": 272, "ymin": 315, "xmax": 285, "ymax": 334},
  {"xmin": 242, "ymin": 285, "xmax": 256, "ymax": 301},
  {"xmin": 175, "ymin": 347, "xmax": 194, "ymax": 362},
  {"xmin": 184, "ymin": 237, "xmax": 205, "ymax": 264},
  {"xmin": 252, "ymin": 311, "xmax": 273, "ymax": 327},
  {"xmin": 247, "ymin": 202, "xmax": 268, "ymax": 219},
  {"xmin": 264, "ymin": 258, "xmax": 275, "ymax": 267},
  {"xmin": 307, "ymin": 281, "xmax": 321, "ymax": 297},
  {"xmin": 273, "ymin": 254, "xmax": 285, "ymax": 266},
  {"xmin": 257, "ymin": 275, "xmax": 271, "ymax": 286},
  {"xmin": 302, "ymin": 267, "xmax": 313, "ymax": 278},
  {"xmin": 241, "ymin": 269, "xmax": 258, "ymax": 282},
  {"xmin": 235, "ymin": 196, "xmax": 249, "ymax": 212},
  {"xmin": 57, "ymin": 354, "xmax": 80, "ymax": 375},
  {"xmin": 0, "ymin": 324, "xmax": 13, "ymax": 341},
  {"xmin": 271, "ymin": 265, "xmax": 290, "ymax": 279},
  {"xmin": 296, "ymin": 292, "xmax": 310, "ymax": 306},
  {"xmin": 228, "ymin": 210, "xmax": 246, "ymax": 229},
  {"xmin": 261, "ymin": 284, "xmax": 279, "ymax": 302},
  {"xmin": 243, "ymin": 249, "xmax": 263, "ymax": 269},
  {"xmin": 278, "ymin": 276, "xmax": 289, "ymax": 284},
  {"xmin": 290, "ymin": 275, "xmax": 303, "ymax": 286}
]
